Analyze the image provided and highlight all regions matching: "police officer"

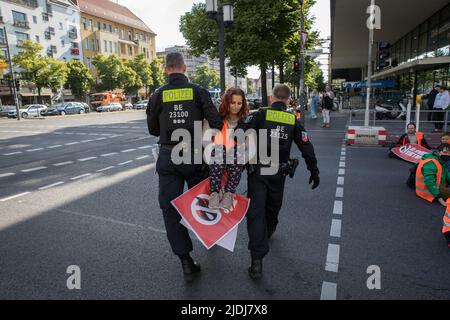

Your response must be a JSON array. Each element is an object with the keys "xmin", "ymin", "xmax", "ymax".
[
  {"xmin": 147, "ymin": 52, "xmax": 223, "ymax": 280},
  {"xmin": 245, "ymin": 84, "xmax": 320, "ymax": 279}
]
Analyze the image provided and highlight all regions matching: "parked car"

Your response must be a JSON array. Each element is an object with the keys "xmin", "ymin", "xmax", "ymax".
[
  {"xmin": 247, "ymin": 97, "xmax": 262, "ymax": 110},
  {"xmin": 109, "ymin": 102, "xmax": 123, "ymax": 111},
  {"xmin": 133, "ymin": 100, "xmax": 148, "ymax": 110},
  {"xmin": 44, "ymin": 102, "xmax": 86, "ymax": 116},
  {"xmin": 96, "ymin": 104, "xmax": 111, "ymax": 112},
  {"xmin": 80, "ymin": 102, "xmax": 91, "ymax": 113},
  {"xmin": 8, "ymin": 104, "xmax": 47, "ymax": 118},
  {"xmin": 0, "ymin": 105, "xmax": 17, "ymax": 117},
  {"xmin": 121, "ymin": 101, "xmax": 133, "ymax": 110}
]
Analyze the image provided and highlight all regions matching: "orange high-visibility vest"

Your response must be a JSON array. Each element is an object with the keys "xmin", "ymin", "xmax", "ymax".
[
  {"xmin": 444, "ymin": 199, "xmax": 450, "ymax": 235},
  {"xmin": 416, "ymin": 158, "xmax": 442, "ymax": 202},
  {"xmin": 213, "ymin": 120, "xmax": 235, "ymax": 150}
]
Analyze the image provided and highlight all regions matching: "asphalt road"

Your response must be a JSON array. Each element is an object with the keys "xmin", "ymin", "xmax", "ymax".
[{"xmin": 0, "ymin": 110, "xmax": 449, "ymax": 300}]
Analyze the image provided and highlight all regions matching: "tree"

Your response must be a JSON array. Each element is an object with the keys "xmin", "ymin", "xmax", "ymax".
[
  {"xmin": 149, "ymin": 57, "xmax": 165, "ymax": 94},
  {"xmin": 66, "ymin": 60, "xmax": 93, "ymax": 100},
  {"xmin": 247, "ymin": 78, "xmax": 254, "ymax": 95},
  {"xmin": 180, "ymin": 0, "xmax": 320, "ymax": 105},
  {"xmin": 126, "ymin": 53, "xmax": 153, "ymax": 98},
  {"xmin": 92, "ymin": 54, "xmax": 123, "ymax": 91},
  {"xmin": 120, "ymin": 65, "xmax": 141, "ymax": 97},
  {"xmin": 191, "ymin": 64, "xmax": 219, "ymax": 89},
  {"xmin": 45, "ymin": 59, "xmax": 68, "ymax": 93},
  {"xmin": 13, "ymin": 41, "xmax": 51, "ymax": 103}
]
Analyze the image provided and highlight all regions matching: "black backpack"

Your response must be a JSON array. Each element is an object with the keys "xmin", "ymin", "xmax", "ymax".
[{"xmin": 406, "ymin": 163, "xmax": 419, "ymax": 189}]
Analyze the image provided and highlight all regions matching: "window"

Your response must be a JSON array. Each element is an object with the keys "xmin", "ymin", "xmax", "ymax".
[
  {"xmin": 121, "ymin": 29, "xmax": 125, "ymax": 40},
  {"xmin": 114, "ymin": 42, "xmax": 118, "ymax": 53},
  {"xmin": 35, "ymin": 35, "xmax": 39, "ymax": 43},
  {"xmin": 87, "ymin": 57, "xmax": 91, "ymax": 68},
  {"xmin": 61, "ymin": 40, "xmax": 65, "ymax": 47},
  {"xmin": 97, "ymin": 21, "xmax": 101, "ymax": 31},
  {"xmin": 91, "ymin": 39, "xmax": 95, "ymax": 51},
  {"xmin": 128, "ymin": 46, "xmax": 132, "ymax": 56},
  {"xmin": 89, "ymin": 19, "xmax": 93, "ymax": 32},
  {"xmin": 104, "ymin": 40, "xmax": 107, "ymax": 53},
  {"xmin": 103, "ymin": 23, "xmax": 107, "ymax": 30},
  {"xmin": 59, "ymin": 22, "xmax": 63, "ymax": 30},
  {"xmin": 128, "ymin": 31, "xmax": 132, "ymax": 41},
  {"xmin": 85, "ymin": 38, "xmax": 89, "ymax": 50},
  {"xmin": 109, "ymin": 41, "xmax": 112, "ymax": 52},
  {"xmin": 33, "ymin": 16, "xmax": 37, "ymax": 23},
  {"xmin": 108, "ymin": 25, "xmax": 112, "ymax": 33},
  {"xmin": 115, "ymin": 28, "xmax": 118, "ymax": 34},
  {"xmin": 82, "ymin": 17, "xmax": 86, "ymax": 30},
  {"xmin": 13, "ymin": 11, "xmax": 27, "ymax": 23},
  {"xmin": 0, "ymin": 29, "xmax": 6, "ymax": 44},
  {"xmin": 15, "ymin": 32, "xmax": 30, "ymax": 42}
]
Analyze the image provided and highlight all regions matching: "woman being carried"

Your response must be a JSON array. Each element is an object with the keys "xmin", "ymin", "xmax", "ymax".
[{"xmin": 208, "ymin": 88, "xmax": 249, "ymax": 211}]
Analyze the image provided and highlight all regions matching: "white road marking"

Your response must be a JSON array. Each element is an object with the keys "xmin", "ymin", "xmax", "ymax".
[
  {"xmin": 53, "ymin": 161, "xmax": 74, "ymax": 166},
  {"xmin": 121, "ymin": 149, "xmax": 136, "ymax": 153},
  {"xmin": 335, "ymin": 187, "xmax": 344, "ymax": 198},
  {"xmin": 38, "ymin": 181, "xmax": 65, "ymax": 190},
  {"xmin": 95, "ymin": 137, "xmax": 107, "ymax": 141},
  {"xmin": 26, "ymin": 148, "xmax": 44, "ymax": 152},
  {"xmin": 65, "ymin": 142, "xmax": 80, "ymax": 146},
  {"xmin": 330, "ymin": 219, "xmax": 342, "ymax": 238},
  {"xmin": 325, "ymin": 244, "xmax": 340, "ymax": 272},
  {"xmin": 96, "ymin": 166, "xmax": 115, "ymax": 172},
  {"xmin": 333, "ymin": 200, "xmax": 343, "ymax": 215},
  {"xmin": 81, "ymin": 140, "xmax": 94, "ymax": 143},
  {"xmin": 3, "ymin": 151, "xmax": 23, "ymax": 155},
  {"xmin": 340, "ymin": 156, "xmax": 346, "ymax": 161},
  {"xmin": 101, "ymin": 152, "xmax": 118, "ymax": 157},
  {"xmin": 118, "ymin": 160, "xmax": 133, "ymax": 166},
  {"xmin": 21, "ymin": 166, "xmax": 47, "ymax": 173},
  {"xmin": 338, "ymin": 168, "xmax": 345, "ymax": 175},
  {"xmin": 337, "ymin": 177, "xmax": 344, "ymax": 185},
  {"xmin": 320, "ymin": 282, "xmax": 337, "ymax": 300},
  {"xmin": 138, "ymin": 146, "xmax": 152, "ymax": 149},
  {"xmin": 0, "ymin": 191, "xmax": 31, "ymax": 202},
  {"xmin": 339, "ymin": 162, "xmax": 346, "ymax": 168},
  {"xmin": 0, "ymin": 172, "xmax": 15, "ymax": 178},
  {"xmin": 70, "ymin": 173, "xmax": 92, "ymax": 180},
  {"xmin": 136, "ymin": 155, "xmax": 150, "ymax": 160},
  {"xmin": 47, "ymin": 145, "xmax": 62, "ymax": 149},
  {"xmin": 78, "ymin": 157, "xmax": 97, "ymax": 162}
]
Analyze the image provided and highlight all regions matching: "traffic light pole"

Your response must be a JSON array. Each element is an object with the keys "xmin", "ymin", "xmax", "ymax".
[
  {"xmin": 3, "ymin": 27, "xmax": 20, "ymax": 120},
  {"xmin": 364, "ymin": 0, "xmax": 375, "ymax": 127}
]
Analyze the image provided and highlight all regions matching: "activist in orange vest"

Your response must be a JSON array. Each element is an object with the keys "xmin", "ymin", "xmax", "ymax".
[
  {"xmin": 395, "ymin": 123, "xmax": 430, "ymax": 149},
  {"xmin": 416, "ymin": 144, "xmax": 450, "ymax": 205},
  {"xmin": 443, "ymin": 199, "xmax": 450, "ymax": 248},
  {"xmin": 208, "ymin": 87, "xmax": 249, "ymax": 211}
]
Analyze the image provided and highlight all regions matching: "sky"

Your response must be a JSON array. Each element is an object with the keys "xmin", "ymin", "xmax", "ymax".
[{"xmin": 118, "ymin": 0, "xmax": 331, "ymax": 78}]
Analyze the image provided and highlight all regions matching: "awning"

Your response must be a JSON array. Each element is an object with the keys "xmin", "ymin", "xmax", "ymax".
[
  {"xmin": 342, "ymin": 80, "xmax": 396, "ymax": 88},
  {"xmin": 20, "ymin": 93, "xmax": 52, "ymax": 97},
  {"xmin": 372, "ymin": 56, "xmax": 450, "ymax": 80}
]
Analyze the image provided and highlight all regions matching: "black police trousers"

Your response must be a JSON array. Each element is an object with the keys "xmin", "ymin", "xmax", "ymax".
[
  {"xmin": 246, "ymin": 171, "xmax": 286, "ymax": 260},
  {"xmin": 156, "ymin": 146, "xmax": 198, "ymax": 256}
]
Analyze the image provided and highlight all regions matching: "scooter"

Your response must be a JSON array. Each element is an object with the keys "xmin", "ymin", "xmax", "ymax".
[{"xmin": 375, "ymin": 99, "xmax": 407, "ymax": 120}]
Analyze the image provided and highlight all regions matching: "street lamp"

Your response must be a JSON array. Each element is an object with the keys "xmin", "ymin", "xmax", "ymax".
[{"xmin": 206, "ymin": 0, "xmax": 234, "ymax": 95}]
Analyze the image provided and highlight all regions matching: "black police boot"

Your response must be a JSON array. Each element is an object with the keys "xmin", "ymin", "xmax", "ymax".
[
  {"xmin": 248, "ymin": 259, "xmax": 262, "ymax": 279},
  {"xmin": 180, "ymin": 257, "xmax": 201, "ymax": 280}
]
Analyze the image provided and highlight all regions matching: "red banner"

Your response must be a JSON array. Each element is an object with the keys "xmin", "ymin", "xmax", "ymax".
[
  {"xmin": 171, "ymin": 178, "xmax": 250, "ymax": 250},
  {"xmin": 391, "ymin": 144, "xmax": 431, "ymax": 163}
]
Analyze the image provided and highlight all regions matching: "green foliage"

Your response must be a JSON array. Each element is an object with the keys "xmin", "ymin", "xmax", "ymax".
[
  {"xmin": 66, "ymin": 60, "xmax": 93, "ymax": 100},
  {"xmin": 120, "ymin": 65, "xmax": 141, "ymax": 96},
  {"xmin": 92, "ymin": 54, "xmax": 123, "ymax": 91},
  {"xmin": 126, "ymin": 53, "xmax": 153, "ymax": 91},
  {"xmin": 150, "ymin": 57, "xmax": 165, "ymax": 92},
  {"xmin": 191, "ymin": 64, "xmax": 219, "ymax": 89}
]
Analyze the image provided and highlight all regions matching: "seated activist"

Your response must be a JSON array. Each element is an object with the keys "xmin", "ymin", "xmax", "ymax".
[
  {"xmin": 205, "ymin": 87, "xmax": 249, "ymax": 211},
  {"xmin": 415, "ymin": 143, "xmax": 450, "ymax": 206},
  {"xmin": 441, "ymin": 132, "xmax": 450, "ymax": 144},
  {"xmin": 389, "ymin": 122, "xmax": 431, "ymax": 158}
]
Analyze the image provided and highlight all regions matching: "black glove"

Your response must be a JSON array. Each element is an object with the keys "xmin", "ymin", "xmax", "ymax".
[{"xmin": 309, "ymin": 171, "xmax": 320, "ymax": 189}]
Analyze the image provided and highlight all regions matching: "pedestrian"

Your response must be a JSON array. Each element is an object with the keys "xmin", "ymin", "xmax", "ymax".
[
  {"xmin": 244, "ymin": 84, "xmax": 320, "ymax": 279},
  {"xmin": 310, "ymin": 89, "xmax": 319, "ymax": 119},
  {"xmin": 321, "ymin": 85, "xmax": 335, "ymax": 128},
  {"xmin": 432, "ymin": 85, "xmax": 450, "ymax": 132},
  {"xmin": 426, "ymin": 85, "xmax": 440, "ymax": 121},
  {"xmin": 208, "ymin": 87, "xmax": 249, "ymax": 211},
  {"xmin": 146, "ymin": 52, "xmax": 223, "ymax": 280},
  {"xmin": 415, "ymin": 143, "xmax": 450, "ymax": 206}
]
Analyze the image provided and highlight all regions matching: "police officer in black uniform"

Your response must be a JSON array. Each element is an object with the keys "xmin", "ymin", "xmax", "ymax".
[
  {"xmin": 147, "ymin": 52, "xmax": 222, "ymax": 280},
  {"xmin": 245, "ymin": 84, "xmax": 320, "ymax": 279}
]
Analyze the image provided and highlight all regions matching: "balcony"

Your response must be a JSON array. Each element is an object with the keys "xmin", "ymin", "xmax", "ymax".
[
  {"xmin": 4, "ymin": 0, "xmax": 38, "ymax": 8},
  {"xmin": 44, "ymin": 31, "xmax": 51, "ymax": 40},
  {"xmin": 71, "ymin": 48, "xmax": 80, "ymax": 55},
  {"xmin": 69, "ymin": 31, "xmax": 78, "ymax": 40},
  {"xmin": 13, "ymin": 20, "xmax": 30, "ymax": 29},
  {"xmin": 48, "ymin": 28, "xmax": 55, "ymax": 36},
  {"xmin": 42, "ymin": 12, "xmax": 50, "ymax": 22}
]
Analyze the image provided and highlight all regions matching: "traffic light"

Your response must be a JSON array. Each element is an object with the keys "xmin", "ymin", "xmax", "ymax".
[
  {"xmin": 376, "ymin": 42, "xmax": 391, "ymax": 71},
  {"xmin": 14, "ymin": 79, "xmax": 20, "ymax": 92},
  {"xmin": 293, "ymin": 59, "xmax": 300, "ymax": 72}
]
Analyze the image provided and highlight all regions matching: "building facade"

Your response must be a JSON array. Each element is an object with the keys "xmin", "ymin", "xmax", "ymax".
[
  {"xmin": 74, "ymin": 0, "xmax": 156, "ymax": 73},
  {"xmin": 0, "ymin": 0, "xmax": 83, "ymax": 104}
]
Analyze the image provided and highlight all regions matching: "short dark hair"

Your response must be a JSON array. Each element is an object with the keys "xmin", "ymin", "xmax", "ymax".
[
  {"xmin": 165, "ymin": 52, "xmax": 185, "ymax": 69},
  {"xmin": 407, "ymin": 122, "xmax": 416, "ymax": 129},
  {"xmin": 437, "ymin": 143, "xmax": 450, "ymax": 152},
  {"xmin": 442, "ymin": 132, "xmax": 450, "ymax": 137},
  {"xmin": 272, "ymin": 84, "xmax": 291, "ymax": 100}
]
